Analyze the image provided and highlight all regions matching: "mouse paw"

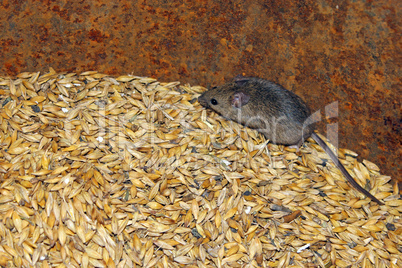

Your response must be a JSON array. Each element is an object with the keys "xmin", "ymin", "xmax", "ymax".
[{"xmin": 287, "ymin": 144, "xmax": 300, "ymax": 152}]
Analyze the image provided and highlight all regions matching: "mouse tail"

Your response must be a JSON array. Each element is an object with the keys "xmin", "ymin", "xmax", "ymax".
[{"xmin": 311, "ymin": 132, "xmax": 383, "ymax": 205}]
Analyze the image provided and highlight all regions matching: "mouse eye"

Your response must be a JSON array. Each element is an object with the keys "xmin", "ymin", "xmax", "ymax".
[{"xmin": 210, "ymin": 98, "xmax": 218, "ymax": 105}]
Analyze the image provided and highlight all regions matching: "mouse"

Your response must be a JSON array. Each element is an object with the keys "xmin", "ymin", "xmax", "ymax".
[{"xmin": 198, "ymin": 76, "xmax": 383, "ymax": 205}]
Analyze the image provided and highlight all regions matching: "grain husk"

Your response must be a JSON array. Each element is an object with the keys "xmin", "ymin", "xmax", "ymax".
[{"xmin": 0, "ymin": 69, "xmax": 400, "ymax": 267}]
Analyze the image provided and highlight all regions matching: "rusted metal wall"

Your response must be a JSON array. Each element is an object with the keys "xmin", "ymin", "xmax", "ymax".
[{"xmin": 1, "ymin": 0, "xmax": 400, "ymax": 181}]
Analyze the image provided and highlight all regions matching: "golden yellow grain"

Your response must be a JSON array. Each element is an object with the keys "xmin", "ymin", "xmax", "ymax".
[{"xmin": 0, "ymin": 70, "xmax": 398, "ymax": 267}]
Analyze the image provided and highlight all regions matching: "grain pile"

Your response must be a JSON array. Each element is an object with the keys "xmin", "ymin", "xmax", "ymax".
[{"xmin": 0, "ymin": 68, "xmax": 400, "ymax": 268}]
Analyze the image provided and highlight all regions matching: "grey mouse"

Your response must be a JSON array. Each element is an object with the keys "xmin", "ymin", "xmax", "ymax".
[{"xmin": 198, "ymin": 76, "xmax": 383, "ymax": 205}]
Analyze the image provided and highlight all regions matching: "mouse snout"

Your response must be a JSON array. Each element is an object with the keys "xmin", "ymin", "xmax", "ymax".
[{"xmin": 198, "ymin": 94, "xmax": 209, "ymax": 108}]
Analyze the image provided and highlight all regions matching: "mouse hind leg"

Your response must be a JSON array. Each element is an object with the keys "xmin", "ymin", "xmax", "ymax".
[{"xmin": 285, "ymin": 137, "xmax": 305, "ymax": 152}]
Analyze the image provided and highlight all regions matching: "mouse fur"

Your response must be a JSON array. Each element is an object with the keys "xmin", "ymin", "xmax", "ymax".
[{"xmin": 198, "ymin": 77, "xmax": 315, "ymax": 146}]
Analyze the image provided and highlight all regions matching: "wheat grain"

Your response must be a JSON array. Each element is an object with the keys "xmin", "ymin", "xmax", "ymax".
[{"xmin": 0, "ymin": 69, "xmax": 399, "ymax": 267}]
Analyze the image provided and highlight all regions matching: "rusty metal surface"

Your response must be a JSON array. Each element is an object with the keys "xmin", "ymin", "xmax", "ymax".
[{"xmin": 1, "ymin": 0, "xmax": 400, "ymax": 181}]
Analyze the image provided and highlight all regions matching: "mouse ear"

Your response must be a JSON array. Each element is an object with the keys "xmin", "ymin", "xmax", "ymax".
[
  {"xmin": 234, "ymin": 74, "xmax": 247, "ymax": 80},
  {"xmin": 232, "ymin": 92, "xmax": 250, "ymax": 108},
  {"xmin": 234, "ymin": 75, "xmax": 250, "ymax": 86}
]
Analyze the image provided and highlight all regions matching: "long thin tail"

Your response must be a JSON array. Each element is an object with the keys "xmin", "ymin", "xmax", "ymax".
[{"xmin": 311, "ymin": 132, "xmax": 383, "ymax": 205}]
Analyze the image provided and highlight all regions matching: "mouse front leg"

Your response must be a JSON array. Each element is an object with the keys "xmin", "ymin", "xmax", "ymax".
[{"xmin": 287, "ymin": 144, "xmax": 302, "ymax": 152}]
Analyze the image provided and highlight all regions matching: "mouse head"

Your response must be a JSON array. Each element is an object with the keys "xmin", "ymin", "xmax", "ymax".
[{"xmin": 198, "ymin": 77, "xmax": 254, "ymax": 121}]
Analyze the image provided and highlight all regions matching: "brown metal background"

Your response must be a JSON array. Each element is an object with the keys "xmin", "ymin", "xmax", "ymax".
[{"xmin": 1, "ymin": 0, "xmax": 400, "ymax": 182}]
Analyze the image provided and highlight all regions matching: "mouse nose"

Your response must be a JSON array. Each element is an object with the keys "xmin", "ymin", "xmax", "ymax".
[{"xmin": 198, "ymin": 94, "xmax": 208, "ymax": 107}]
